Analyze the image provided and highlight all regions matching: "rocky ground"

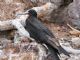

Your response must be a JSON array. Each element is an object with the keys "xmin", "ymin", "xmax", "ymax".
[{"xmin": 0, "ymin": 0, "xmax": 80, "ymax": 60}]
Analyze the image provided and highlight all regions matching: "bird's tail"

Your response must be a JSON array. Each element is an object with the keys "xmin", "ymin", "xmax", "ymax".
[
  {"xmin": 58, "ymin": 46, "xmax": 70, "ymax": 57},
  {"xmin": 47, "ymin": 45, "xmax": 60, "ymax": 60}
]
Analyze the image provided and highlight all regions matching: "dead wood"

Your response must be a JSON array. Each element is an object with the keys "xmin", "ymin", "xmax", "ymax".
[{"xmin": 67, "ymin": 24, "xmax": 80, "ymax": 35}]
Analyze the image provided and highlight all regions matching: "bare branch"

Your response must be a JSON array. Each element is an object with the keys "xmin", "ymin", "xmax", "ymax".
[
  {"xmin": 0, "ymin": 2, "xmax": 58, "ymax": 31},
  {"xmin": 60, "ymin": 43, "xmax": 80, "ymax": 54},
  {"xmin": 67, "ymin": 24, "xmax": 80, "ymax": 35}
]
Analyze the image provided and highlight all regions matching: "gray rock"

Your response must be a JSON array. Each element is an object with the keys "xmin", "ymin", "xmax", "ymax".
[
  {"xmin": 71, "ymin": 37, "xmax": 80, "ymax": 49},
  {"xmin": 68, "ymin": 0, "xmax": 80, "ymax": 29}
]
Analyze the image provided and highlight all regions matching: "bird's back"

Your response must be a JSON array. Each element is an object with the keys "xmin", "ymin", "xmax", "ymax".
[{"xmin": 26, "ymin": 16, "xmax": 55, "ymax": 35}]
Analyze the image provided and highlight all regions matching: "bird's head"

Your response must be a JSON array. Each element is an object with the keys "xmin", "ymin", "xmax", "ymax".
[
  {"xmin": 15, "ymin": 9, "xmax": 37, "ymax": 17},
  {"xmin": 28, "ymin": 9, "xmax": 37, "ymax": 17}
]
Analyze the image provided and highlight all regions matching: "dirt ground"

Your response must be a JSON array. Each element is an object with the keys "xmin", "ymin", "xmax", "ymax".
[{"xmin": 0, "ymin": 1, "xmax": 80, "ymax": 60}]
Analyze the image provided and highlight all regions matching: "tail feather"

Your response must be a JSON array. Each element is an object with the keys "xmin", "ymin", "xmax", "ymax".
[
  {"xmin": 46, "ymin": 53, "xmax": 60, "ymax": 60},
  {"xmin": 47, "ymin": 45, "xmax": 60, "ymax": 60},
  {"xmin": 58, "ymin": 46, "xmax": 70, "ymax": 57}
]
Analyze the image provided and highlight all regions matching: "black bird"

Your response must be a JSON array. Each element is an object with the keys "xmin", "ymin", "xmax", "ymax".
[{"xmin": 25, "ymin": 9, "xmax": 70, "ymax": 60}]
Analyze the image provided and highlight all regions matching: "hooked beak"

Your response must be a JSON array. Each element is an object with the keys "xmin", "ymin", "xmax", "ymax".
[
  {"xmin": 17, "ymin": 11, "xmax": 29, "ymax": 15},
  {"xmin": 19, "ymin": 13, "xmax": 28, "ymax": 15}
]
